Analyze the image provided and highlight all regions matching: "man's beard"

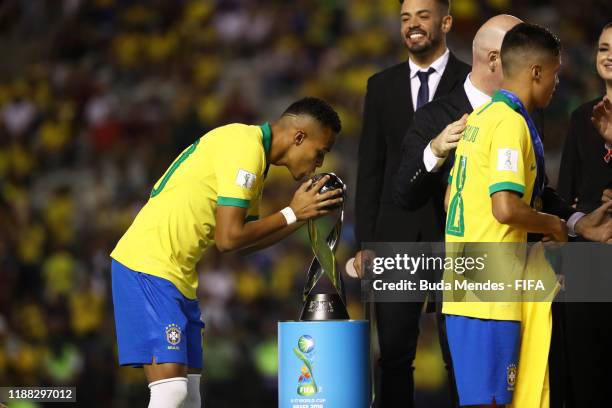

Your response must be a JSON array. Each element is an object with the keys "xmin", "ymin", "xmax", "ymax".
[{"xmin": 406, "ymin": 32, "xmax": 441, "ymax": 55}]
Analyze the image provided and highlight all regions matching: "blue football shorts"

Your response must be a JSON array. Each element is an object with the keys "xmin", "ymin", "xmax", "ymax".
[
  {"xmin": 445, "ymin": 314, "xmax": 520, "ymax": 406},
  {"xmin": 111, "ymin": 259, "xmax": 205, "ymax": 368}
]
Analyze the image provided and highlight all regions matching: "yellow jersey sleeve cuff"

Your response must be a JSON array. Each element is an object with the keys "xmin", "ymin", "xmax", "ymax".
[
  {"xmin": 218, "ymin": 196, "xmax": 250, "ymax": 208},
  {"xmin": 448, "ymin": 174, "xmax": 453, "ymax": 184},
  {"xmin": 489, "ymin": 182, "xmax": 525, "ymax": 197}
]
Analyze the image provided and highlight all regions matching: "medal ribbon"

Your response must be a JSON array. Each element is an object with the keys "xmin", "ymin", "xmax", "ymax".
[{"xmin": 492, "ymin": 89, "xmax": 546, "ymax": 200}]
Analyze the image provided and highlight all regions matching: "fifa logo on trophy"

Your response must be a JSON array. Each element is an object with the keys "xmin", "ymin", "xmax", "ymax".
[{"xmin": 299, "ymin": 173, "xmax": 349, "ymax": 321}]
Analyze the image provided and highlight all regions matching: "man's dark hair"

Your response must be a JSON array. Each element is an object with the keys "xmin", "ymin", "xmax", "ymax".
[
  {"xmin": 283, "ymin": 97, "xmax": 342, "ymax": 134},
  {"xmin": 500, "ymin": 23, "xmax": 561, "ymax": 77},
  {"xmin": 398, "ymin": 0, "xmax": 450, "ymax": 12}
]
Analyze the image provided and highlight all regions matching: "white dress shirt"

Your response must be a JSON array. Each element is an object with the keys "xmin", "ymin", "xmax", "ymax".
[{"xmin": 409, "ymin": 48, "xmax": 450, "ymax": 111}]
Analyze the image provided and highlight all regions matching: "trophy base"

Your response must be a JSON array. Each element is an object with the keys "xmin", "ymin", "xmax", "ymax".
[
  {"xmin": 299, "ymin": 293, "xmax": 349, "ymax": 321},
  {"xmin": 278, "ymin": 320, "xmax": 371, "ymax": 407}
]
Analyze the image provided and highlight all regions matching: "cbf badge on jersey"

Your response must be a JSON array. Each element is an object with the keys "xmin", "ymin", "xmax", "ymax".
[{"xmin": 236, "ymin": 169, "xmax": 257, "ymax": 190}]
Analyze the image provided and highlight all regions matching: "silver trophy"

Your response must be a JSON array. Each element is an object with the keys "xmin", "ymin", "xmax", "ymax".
[{"xmin": 299, "ymin": 173, "xmax": 349, "ymax": 321}]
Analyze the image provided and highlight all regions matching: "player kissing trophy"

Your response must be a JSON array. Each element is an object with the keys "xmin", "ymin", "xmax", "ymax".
[{"xmin": 278, "ymin": 173, "xmax": 371, "ymax": 408}]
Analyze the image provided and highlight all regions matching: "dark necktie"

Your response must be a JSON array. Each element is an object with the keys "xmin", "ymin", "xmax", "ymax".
[{"xmin": 416, "ymin": 67, "xmax": 435, "ymax": 109}]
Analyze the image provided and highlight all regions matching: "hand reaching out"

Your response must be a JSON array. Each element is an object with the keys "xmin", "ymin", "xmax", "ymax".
[{"xmin": 575, "ymin": 200, "xmax": 612, "ymax": 243}]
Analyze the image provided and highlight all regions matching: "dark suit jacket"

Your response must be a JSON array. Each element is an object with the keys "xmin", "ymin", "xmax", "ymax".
[
  {"xmin": 392, "ymin": 85, "xmax": 470, "ymax": 240},
  {"xmin": 393, "ymin": 85, "xmax": 576, "ymax": 239},
  {"xmin": 355, "ymin": 52, "xmax": 470, "ymax": 243},
  {"xmin": 558, "ymin": 97, "xmax": 612, "ymax": 213}
]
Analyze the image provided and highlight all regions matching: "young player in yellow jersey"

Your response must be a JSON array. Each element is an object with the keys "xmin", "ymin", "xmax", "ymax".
[
  {"xmin": 110, "ymin": 97, "xmax": 344, "ymax": 408},
  {"xmin": 443, "ymin": 24, "xmax": 565, "ymax": 407}
]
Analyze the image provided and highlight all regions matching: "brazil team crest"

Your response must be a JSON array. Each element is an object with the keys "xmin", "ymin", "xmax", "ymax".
[
  {"xmin": 507, "ymin": 363, "xmax": 517, "ymax": 390},
  {"xmin": 165, "ymin": 324, "xmax": 181, "ymax": 349}
]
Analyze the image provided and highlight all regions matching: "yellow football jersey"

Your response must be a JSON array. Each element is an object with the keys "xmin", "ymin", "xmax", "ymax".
[
  {"xmin": 443, "ymin": 100, "xmax": 537, "ymax": 321},
  {"xmin": 111, "ymin": 123, "xmax": 271, "ymax": 299}
]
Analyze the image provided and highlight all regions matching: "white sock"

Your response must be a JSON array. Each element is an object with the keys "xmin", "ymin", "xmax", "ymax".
[
  {"xmin": 148, "ymin": 377, "xmax": 188, "ymax": 408},
  {"xmin": 184, "ymin": 373, "xmax": 202, "ymax": 408}
]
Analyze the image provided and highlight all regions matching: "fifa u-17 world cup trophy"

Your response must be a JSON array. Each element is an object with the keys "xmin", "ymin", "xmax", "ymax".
[{"xmin": 278, "ymin": 173, "xmax": 371, "ymax": 408}]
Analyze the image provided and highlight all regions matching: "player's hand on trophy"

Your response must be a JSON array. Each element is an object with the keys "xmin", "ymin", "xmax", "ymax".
[
  {"xmin": 346, "ymin": 250, "xmax": 376, "ymax": 279},
  {"xmin": 591, "ymin": 96, "xmax": 612, "ymax": 145},
  {"xmin": 575, "ymin": 200, "xmax": 612, "ymax": 243},
  {"xmin": 289, "ymin": 175, "xmax": 343, "ymax": 221},
  {"xmin": 430, "ymin": 113, "xmax": 468, "ymax": 158}
]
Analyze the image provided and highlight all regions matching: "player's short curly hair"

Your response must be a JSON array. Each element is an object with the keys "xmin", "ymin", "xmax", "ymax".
[
  {"xmin": 501, "ymin": 23, "xmax": 561, "ymax": 77},
  {"xmin": 283, "ymin": 97, "xmax": 342, "ymax": 134}
]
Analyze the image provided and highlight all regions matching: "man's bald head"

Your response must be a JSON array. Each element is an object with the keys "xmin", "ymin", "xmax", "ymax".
[
  {"xmin": 472, "ymin": 15, "xmax": 522, "ymax": 64},
  {"xmin": 469, "ymin": 14, "xmax": 522, "ymax": 96}
]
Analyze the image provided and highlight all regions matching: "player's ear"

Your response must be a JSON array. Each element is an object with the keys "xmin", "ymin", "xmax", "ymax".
[
  {"xmin": 488, "ymin": 50, "xmax": 499, "ymax": 72},
  {"xmin": 531, "ymin": 64, "xmax": 542, "ymax": 81},
  {"xmin": 294, "ymin": 130, "xmax": 306, "ymax": 146}
]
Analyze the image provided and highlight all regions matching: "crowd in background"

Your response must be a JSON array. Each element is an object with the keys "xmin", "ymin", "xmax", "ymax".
[{"xmin": 0, "ymin": 0, "xmax": 609, "ymax": 406}]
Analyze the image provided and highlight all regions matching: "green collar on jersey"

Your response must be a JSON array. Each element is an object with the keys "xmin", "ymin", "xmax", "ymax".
[
  {"xmin": 259, "ymin": 122, "xmax": 272, "ymax": 178},
  {"xmin": 260, "ymin": 122, "xmax": 272, "ymax": 156},
  {"xmin": 491, "ymin": 90, "xmax": 520, "ymax": 111}
]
